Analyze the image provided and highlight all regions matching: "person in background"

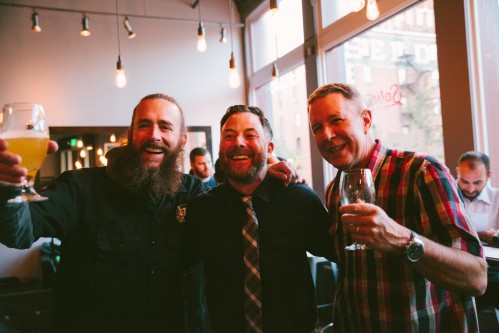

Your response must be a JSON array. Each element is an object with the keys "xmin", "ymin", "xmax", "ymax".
[
  {"xmin": 184, "ymin": 105, "xmax": 333, "ymax": 332},
  {"xmin": 183, "ymin": 147, "xmax": 217, "ymax": 332},
  {"xmin": 0, "ymin": 93, "xmax": 205, "ymax": 332},
  {"xmin": 307, "ymin": 83, "xmax": 487, "ymax": 332},
  {"xmin": 190, "ymin": 147, "xmax": 217, "ymax": 190},
  {"xmin": 456, "ymin": 151, "xmax": 499, "ymax": 244},
  {"xmin": 456, "ymin": 151, "xmax": 499, "ymax": 309}
]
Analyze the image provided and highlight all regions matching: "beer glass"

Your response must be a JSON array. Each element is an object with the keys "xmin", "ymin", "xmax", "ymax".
[
  {"xmin": 339, "ymin": 168, "xmax": 376, "ymax": 251},
  {"xmin": 0, "ymin": 103, "xmax": 49, "ymax": 202}
]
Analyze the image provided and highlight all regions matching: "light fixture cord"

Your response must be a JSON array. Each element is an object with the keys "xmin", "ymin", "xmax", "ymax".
[
  {"xmin": 198, "ymin": 0, "xmax": 202, "ymax": 22},
  {"xmin": 115, "ymin": 0, "xmax": 122, "ymax": 57},
  {"xmin": 229, "ymin": 0, "xmax": 234, "ymax": 53}
]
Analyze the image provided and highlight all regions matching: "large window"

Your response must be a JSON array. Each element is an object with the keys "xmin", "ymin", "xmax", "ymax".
[
  {"xmin": 248, "ymin": 0, "xmax": 304, "ymax": 73},
  {"xmin": 254, "ymin": 66, "xmax": 312, "ymax": 184},
  {"xmin": 468, "ymin": 0, "xmax": 499, "ymax": 186},
  {"xmin": 323, "ymin": 1, "xmax": 444, "ymax": 161},
  {"xmin": 247, "ymin": 0, "xmax": 311, "ymax": 185}
]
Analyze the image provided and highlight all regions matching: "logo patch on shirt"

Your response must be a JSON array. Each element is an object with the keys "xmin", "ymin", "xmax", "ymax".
[{"xmin": 176, "ymin": 204, "xmax": 187, "ymax": 223}]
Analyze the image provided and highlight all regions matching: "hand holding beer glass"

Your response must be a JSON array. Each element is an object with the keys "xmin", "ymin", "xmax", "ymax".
[
  {"xmin": 339, "ymin": 168, "xmax": 376, "ymax": 251},
  {"xmin": 0, "ymin": 103, "xmax": 49, "ymax": 202}
]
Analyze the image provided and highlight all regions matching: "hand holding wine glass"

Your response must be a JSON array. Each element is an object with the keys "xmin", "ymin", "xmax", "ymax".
[
  {"xmin": 339, "ymin": 168, "xmax": 376, "ymax": 251},
  {"xmin": 0, "ymin": 103, "xmax": 49, "ymax": 202}
]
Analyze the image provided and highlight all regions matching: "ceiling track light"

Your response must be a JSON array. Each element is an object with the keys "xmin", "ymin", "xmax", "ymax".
[
  {"xmin": 80, "ymin": 14, "xmax": 91, "ymax": 36},
  {"xmin": 270, "ymin": 0, "xmax": 279, "ymax": 14},
  {"xmin": 228, "ymin": 0, "xmax": 240, "ymax": 88},
  {"xmin": 196, "ymin": 0, "xmax": 207, "ymax": 52},
  {"xmin": 219, "ymin": 24, "xmax": 227, "ymax": 44},
  {"xmin": 123, "ymin": 16, "xmax": 136, "ymax": 39},
  {"xmin": 115, "ymin": 0, "xmax": 127, "ymax": 88},
  {"xmin": 31, "ymin": 10, "xmax": 41, "ymax": 32}
]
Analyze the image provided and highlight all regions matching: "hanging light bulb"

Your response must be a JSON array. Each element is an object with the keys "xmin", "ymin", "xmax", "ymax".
[
  {"xmin": 219, "ymin": 25, "xmax": 227, "ymax": 44},
  {"xmin": 350, "ymin": 0, "xmax": 366, "ymax": 12},
  {"xmin": 116, "ymin": 56, "xmax": 127, "ymax": 88},
  {"xmin": 80, "ymin": 15, "xmax": 91, "ymax": 37},
  {"xmin": 110, "ymin": 134, "xmax": 116, "ymax": 142},
  {"xmin": 366, "ymin": 0, "xmax": 380, "ymax": 20},
  {"xmin": 75, "ymin": 161, "xmax": 83, "ymax": 169},
  {"xmin": 31, "ymin": 11, "xmax": 41, "ymax": 32},
  {"xmin": 227, "ymin": 0, "xmax": 240, "ymax": 88},
  {"xmin": 97, "ymin": 148, "xmax": 103, "ymax": 156},
  {"xmin": 123, "ymin": 16, "xmax": 136, "ymax": 39},
  {"xmin": 197, "ymin": 22, "xmax": 207, "ymax": 52},
  {"xmin": 76, "ymin": 139, "xmax": 84, "ymax": 148},
  {"xmin": 271, "ymin": 62, "xmax": 279, "ymax": 80},
  {"xmin": 229, "ymin": 52, "xmax": 241, "ymax": 88},
  {"xmin": 196, "ymin": 0, "xmax": 207, "ymax": 52},
  {"xmin": 114, "ymin": 0, "xmax": 127, "ymax": 88},
  {"xmin": 270, "ymin": 0, "xmax": 279, "ymax": 14},
  {"xmin": 80, "ymin": 149, "xmax": 87, "ymax": 158}
]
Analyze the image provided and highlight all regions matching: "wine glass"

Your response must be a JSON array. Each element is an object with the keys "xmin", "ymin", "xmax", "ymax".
[
  {"xmin": 339, "ymin": 168, "xmax": 376, "ymax": 251},
  {"xmin": 0, "ymin": 103, "xmax": 49, "ymax": 202}
]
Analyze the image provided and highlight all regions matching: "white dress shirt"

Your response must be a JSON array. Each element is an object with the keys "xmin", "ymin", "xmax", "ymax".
[{"xmin": 463, "ymin": 184, "xmax": 499, "ymax": 232}]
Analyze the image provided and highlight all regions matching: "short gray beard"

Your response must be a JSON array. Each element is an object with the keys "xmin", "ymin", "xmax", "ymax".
[{"xmin": 113, "ymin": 144, "xmax": 184, "ymax": 199}]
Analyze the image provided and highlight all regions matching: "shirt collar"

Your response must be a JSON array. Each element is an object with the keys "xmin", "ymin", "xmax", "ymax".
[
  {"xmin": 366, "ymin": 139, "xmax": 387, "ymax": 181},
  {"xmin": 220, "ymin": 175, "xmax": 272, "ymax": 206},
  {"xmin": 473, "ymin": 184, "xmax": 493, "ymax": 205}
]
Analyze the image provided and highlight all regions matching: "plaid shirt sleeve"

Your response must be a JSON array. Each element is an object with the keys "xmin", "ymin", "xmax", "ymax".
[{"xmin": 414, "ymin": 155, "xmax": 483, "ymax": 257}]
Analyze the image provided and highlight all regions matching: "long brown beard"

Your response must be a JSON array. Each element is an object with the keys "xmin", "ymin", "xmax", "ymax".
[{"xmin": 111, "ymin": 144, "xmax": 184, "ymax": 199}]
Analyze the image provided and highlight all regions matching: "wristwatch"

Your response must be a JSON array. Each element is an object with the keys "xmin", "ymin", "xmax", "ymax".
[{"xmin": 404, "ymin": 231, "xmax": 424, "ymax": 263}]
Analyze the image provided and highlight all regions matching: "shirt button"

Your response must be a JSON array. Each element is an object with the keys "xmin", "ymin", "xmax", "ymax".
[
  {"xmin": 151, "ymin": 270, "xmax": 155, "ymax": 274},
  {"xmin": 152, "ymin": 241, "xmax": 156, "ymax": 245}
]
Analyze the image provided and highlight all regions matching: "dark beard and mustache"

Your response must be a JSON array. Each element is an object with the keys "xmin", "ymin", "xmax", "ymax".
[
  {"xmin": 109, "ymin": 142, "xmax": 184, "ymax": 199},
  {"xmin": 219, "ymin": 147, "xmax": 267, "ymax": 184}
]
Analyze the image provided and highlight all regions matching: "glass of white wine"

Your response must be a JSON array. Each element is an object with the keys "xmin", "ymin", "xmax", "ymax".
[
  {"xmin": 339, "ymin": 168, "xmax": 376, "ymax": 251},
  {"xmin": 0, "ymin": 103, "xmax": 49, "ymax": 202}
]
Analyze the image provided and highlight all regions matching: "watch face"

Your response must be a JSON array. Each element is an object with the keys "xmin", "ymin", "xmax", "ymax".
[{"xmin": 407, "ymin": 243, "xmax": 424, "ymax": 262}]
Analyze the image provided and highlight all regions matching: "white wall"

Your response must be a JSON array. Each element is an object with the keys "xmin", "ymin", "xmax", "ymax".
[{"xmin": 0, "ymin": 0, "xmax": 246, "ymax": 280}]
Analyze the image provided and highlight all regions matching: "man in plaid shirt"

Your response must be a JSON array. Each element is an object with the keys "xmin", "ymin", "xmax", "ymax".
[{"xmin": 307, "ymin": 83, "xmax": 487, "ymax": 333}]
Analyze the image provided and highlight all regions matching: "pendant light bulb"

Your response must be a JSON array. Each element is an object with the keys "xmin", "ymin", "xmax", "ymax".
[
  {"xmin": 197, "ymin": 22, "xmax": 207, "ymax": 52},
  {"xmin": 270, "ymin": 0, "xmax": 279, "ymax": 14},
  {"xmin": 366, "ymin": 0, "xmax": 380, "ymax": 20},
  {"xmin": 350, "ymin": 0, "xmax": 366, "ymax": 12},
  {"xmin": 116, "ymin": 56, "xmax": 127, "ymax": 88},
  {"xmin": 80, "ymin": 15, "xmax": 91, "ymax": 37},
  {"xmin": 31, "ymin": 11, "xmax": 41, "ymax": 32},
  {"xmin": 229, "ymin": 52, "xmax": 241, "ymax": 88},
  {"xmin": 271, "ymin": 62, "xmax": 279, "ymax": 80}
]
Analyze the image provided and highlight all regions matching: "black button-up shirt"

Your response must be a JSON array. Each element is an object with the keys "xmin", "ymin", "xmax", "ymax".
[
  {"xmin": 0, "ymin": 167, "xmax": 204, "ymax": 333},
  {"xmin": 184, "ymin": 176, "xmax": 333, "ymax": 332}
]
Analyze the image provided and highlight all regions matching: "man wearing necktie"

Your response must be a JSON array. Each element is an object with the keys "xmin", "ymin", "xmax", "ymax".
[{"xmin": 184, "ymin": 105, "xmax": 333, "ymax": 332}]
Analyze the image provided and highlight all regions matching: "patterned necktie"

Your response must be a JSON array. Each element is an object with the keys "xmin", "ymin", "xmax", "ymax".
[{"xmin": 241, "ymin": 196, "xmax": 263, "ymax": 333}]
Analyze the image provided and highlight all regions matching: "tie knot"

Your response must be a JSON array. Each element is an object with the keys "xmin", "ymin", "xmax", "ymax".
[{"xmin": 242, "ymin": 196, "xmax": 252, "ymax": 205}]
